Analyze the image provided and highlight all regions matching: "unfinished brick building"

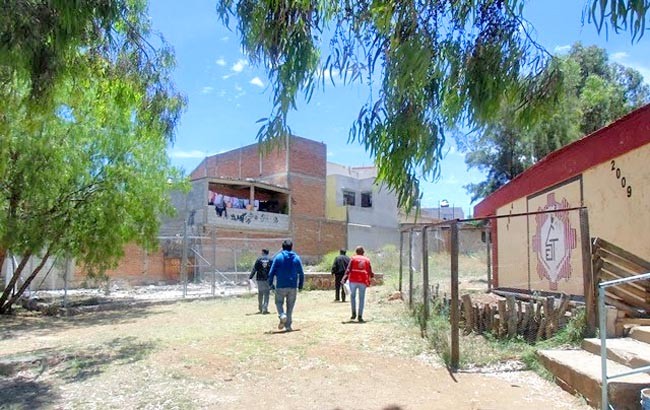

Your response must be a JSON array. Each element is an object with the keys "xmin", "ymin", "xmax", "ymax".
[{"xmin": 150, "ymin": 136, "xmax": 347, "ymax": 281}]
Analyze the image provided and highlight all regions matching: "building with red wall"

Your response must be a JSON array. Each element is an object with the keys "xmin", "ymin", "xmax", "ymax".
[{"xmin": 474, "ymin": 104, "xmax": 650, "ymax": 295}]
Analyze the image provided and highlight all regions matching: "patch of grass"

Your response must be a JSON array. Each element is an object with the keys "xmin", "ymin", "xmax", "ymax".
[
  {"xmin": 311, "ymin": 250, "xmax": 340, "ymax": 272},
  {"xmin": 307, "ymin": 245, "xmax": 401, "ymax": 275},
  {"xmin": 411, "ymin": 298, "xmax": 587, "ymax": 374}
]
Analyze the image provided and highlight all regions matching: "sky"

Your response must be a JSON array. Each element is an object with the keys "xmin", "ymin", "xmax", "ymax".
[{"xmin": 148, "ymin": 1, "xmax": 649, "ymax": 217}]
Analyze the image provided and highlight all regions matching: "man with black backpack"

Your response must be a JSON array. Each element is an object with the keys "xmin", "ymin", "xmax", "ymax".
[{"xmin": 249, "ymin": 249, "xmax": 271, "ymax": 314}]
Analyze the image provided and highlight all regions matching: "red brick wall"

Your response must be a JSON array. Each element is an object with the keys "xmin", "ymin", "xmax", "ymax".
[
  {"xmin": 289, "ymin": 137, "xmax": 326, "ymax": 178},
  {"xmin": 189, "ymin": 141, "xmax": 288, "ymax": 184},
  {"xmin": 75, "ymin": 243, "xmax": 176, "ymax": 286},
  {"xmin": 293, "ymin": 217, "xmax": 346, "ymax": 262},
  {"xmin": 290, "ymin": 177, "xmax": 325, "ymax": 217}
]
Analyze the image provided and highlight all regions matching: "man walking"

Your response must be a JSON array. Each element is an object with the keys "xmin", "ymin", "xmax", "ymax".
[
  {"xmin": 268, "ymin": 240, "xmax": 304, "ymax": 332},
  {"xmin": 330, "ymin": 249, "xmax": 350, "ymax": 302},
  {"xmin": 342, "ymin": 246, "xmax": 374, "ymax": 323},
  {"xmin": 249, "ymin": 248, "xmax": 271, "ymax": 314}
]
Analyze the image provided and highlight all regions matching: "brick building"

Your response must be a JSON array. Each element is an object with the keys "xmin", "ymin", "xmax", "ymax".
[{"xmin": 134, "ymin": 135, "xmax": 346, "ymax": 283}]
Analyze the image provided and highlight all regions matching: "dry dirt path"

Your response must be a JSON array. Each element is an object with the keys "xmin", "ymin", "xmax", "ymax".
[{"xmin": 0, "ymin": 287, "xmax": 589, "ymax": 409}]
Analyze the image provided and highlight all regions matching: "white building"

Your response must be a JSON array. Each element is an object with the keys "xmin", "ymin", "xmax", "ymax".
[{"xmin": 325, "ymin": 163, "xmax": 400, "ymax": 251}]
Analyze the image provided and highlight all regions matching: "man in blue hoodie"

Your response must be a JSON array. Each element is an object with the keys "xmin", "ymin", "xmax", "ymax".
[{"xmin": 268, "ymin": 239, "xmax": 304, "ymax": 332}]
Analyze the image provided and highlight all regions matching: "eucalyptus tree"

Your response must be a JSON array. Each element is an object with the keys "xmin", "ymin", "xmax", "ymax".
[
  {"xmin": 0, "ymin": 1, "xmax": 185, "ymax": 314},
  {"xmin": 462, "ymin": 43, "xmax": 650, "ymax": 202},
  {"xmin": 215, "ymin": 0, "xmax": 648, "ymax": 208}
]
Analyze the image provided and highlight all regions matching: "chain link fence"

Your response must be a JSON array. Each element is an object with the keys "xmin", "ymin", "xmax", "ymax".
[{"xmin": 400, "ymin": 207, "xmax": 592, "ymax": 369}]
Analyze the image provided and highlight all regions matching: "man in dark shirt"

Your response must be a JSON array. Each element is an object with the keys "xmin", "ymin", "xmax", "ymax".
[
  {"xmin": 330, "ymin": 249, "xmax": 350, "ymax": 302},
  {"xmin": 250, "ymin": 249, "xmax": 272, "ymax": 314}
]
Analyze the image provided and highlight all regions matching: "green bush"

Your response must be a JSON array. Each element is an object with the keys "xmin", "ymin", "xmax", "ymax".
[
  {"xmin": 311, "ymin": 250, "xmax": 340, "ymax": 272},
  {"xmin": 366, "ymin": 244, "xmax": 400, "ymax": 275},
  {"xmin": 236, "ymin": 250, "xmax": 259, "ymax": 272}
]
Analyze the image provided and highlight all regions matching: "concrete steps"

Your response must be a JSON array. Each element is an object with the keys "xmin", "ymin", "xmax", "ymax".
[
  {"xmin": 538, "ymin": 348, "xmax": 650, "ymax": 409},
  {"xmin": 629, "ymin": 326, "xmax": 650, "ymax": 344},
  {"xmin": 582, "ymin": 337, "xmax": 650, "ymax": 369}
]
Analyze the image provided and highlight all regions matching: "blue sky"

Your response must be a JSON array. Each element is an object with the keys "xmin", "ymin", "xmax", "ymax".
[{"xmin": 148, "ymin": 1, "xmax": 649, "ymax": 216}]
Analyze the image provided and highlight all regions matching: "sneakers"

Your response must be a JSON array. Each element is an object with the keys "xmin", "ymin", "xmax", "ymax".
[
  {"xmin": 358, "ymin": 316, "xmax": 365, "ymax": 323},
  {"xmin": 262, "ymin": 310, "xmax": 270, "ymax": 315},
  {"xmin": 278, "ymin": 314, "xmax": 287, "ymax": 330},
  {"xmin": 350, "ymin": 313, "xmax": 356, "ymax": 320}
]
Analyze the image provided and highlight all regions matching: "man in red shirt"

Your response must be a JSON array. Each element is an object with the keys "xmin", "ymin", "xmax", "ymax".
[{"xmin": 342, "ymin": 246, "xmax": 374, "ymax": 323}]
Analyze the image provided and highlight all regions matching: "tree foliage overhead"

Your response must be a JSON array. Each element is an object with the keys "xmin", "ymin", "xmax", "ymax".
[
  {"xmin": 217, "ymin": 0, "xmax": 563, "ymax": 209},
  {"xmin": 0, "ymin": 0, "xmax": 185, "ymax": 313},
  {"xmin": 461, "ymin": 42, "xmax": 650, "ymax": 202},
  {"xmin": 216, "ymin": 0, "xmax": 648, "ymax": 209}
]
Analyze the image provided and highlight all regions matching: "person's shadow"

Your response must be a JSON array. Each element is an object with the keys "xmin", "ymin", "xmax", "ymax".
[
  {"xmin": 341, "ymin": 319, "xmax": 371, "ymax": 324},
  {"xmin": 264, "ymin": 329, "xmax": 301, "ymax": 335}
]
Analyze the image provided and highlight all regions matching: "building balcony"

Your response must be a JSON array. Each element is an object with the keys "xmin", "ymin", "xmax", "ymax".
[{"xmin": 204, "ymin": 206, "xmax": 289, "ymax": 231}]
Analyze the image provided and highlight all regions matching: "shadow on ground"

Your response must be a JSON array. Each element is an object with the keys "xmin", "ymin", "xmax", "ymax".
[
  {"xmin": 53, "ymin": 336, "xmax": 157, "ymax": 382},
  {"xmin": 2, "ymin": 336, "xmax": 157, "ymax": 384},
  {"xmin": 0, "ymin": 306, "xmax": 168, "ymax": 340},
  {"xmin": 0, "ymin": 376, "xmax": 58, "ymax": 409}
]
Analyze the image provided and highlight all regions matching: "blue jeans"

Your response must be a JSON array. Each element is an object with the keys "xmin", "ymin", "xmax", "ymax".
[
  {"xmin": 275, "ymin": 288, "xmax": 297, "ymax": 330},
  {"xmin": 349, "ymin": 282, "xmax": 367, "ymax": 318},
  {"xmin": 257, "ymin": 280, "xmax": 270, "ymax": 312}
]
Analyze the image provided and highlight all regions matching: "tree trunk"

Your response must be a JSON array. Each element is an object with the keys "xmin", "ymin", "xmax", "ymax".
[
  {"xmin": 2, "ymin": 249, "xmax": 52, "ymax": 314},
  {"xmin": 0, "ymin": 251, "xmax": 33, "ymax": 313},
  {"xmin": 0, "ymin": 247, "xmax": 6, "ymax": 282}
]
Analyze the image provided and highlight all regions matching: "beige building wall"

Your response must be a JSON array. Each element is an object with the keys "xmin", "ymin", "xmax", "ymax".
[
  {"xmin": 582, "ymin": 143, "xmax": 650, "ymax": 259},
  {"xmin": 325, "ymin": 175, "xmax": 346, "ymax": 221},
  {"xmin": 494, "ymin": 142, "xmax": 650, "ymax": 296},
  {"xmin": 496, "ymin": 198, "xmax": 529, "ymax": 290}
]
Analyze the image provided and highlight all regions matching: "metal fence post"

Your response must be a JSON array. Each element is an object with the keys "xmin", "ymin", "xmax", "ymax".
[
  {"xmin": 181, "ymin": 219, "xmax": 188, "ymax": 298},
  {"xmin": 486, "ymin": 222, "xmax": 492, "ymax": 292},
  {"xmin": 450, "ymin": 221, "xmax": 459, "ymax": 370},
  {"xmin": 422, "ymin": 227, "xmax": 429, "ymax": 323},
  {"xmin": 409, "ymin": 229, "xmax": 414, "ymax": 309},
  {"xmin": 399, "ymin": 231, "xmax": 403, "ymax": 293},
  {"xmin": 212, "ymin": 229, "xmax": 217, "ymax": 296},
  {"xmin": 580, "ymin": 208, "xmax": 596, "ymax": 337},
  {"xmin": 599, "ymin": 285, "xmax": 608, "ymax": 410}
]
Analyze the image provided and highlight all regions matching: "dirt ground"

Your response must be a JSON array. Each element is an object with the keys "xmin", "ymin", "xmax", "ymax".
[{"xmin": 0, "ymin": 287, "xmax": 590, "ymax": 410}]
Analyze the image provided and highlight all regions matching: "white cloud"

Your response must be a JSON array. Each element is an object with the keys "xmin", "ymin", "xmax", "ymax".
[
  {"xmin": 222, "ymin": 73, "xmax": 234, "ymax": 80},
  {"xmin": 220, "ymin": 36, "xmax": 229, "ymax": 42},
  {"xmin": 215, "ymin": 58, "xmax": 227, "ymax": 66},
  {"xmin": 250, "ymin": 77, "xmax": 264, "ymax": 88},
  {"xmin": 441, "ymin": 174, "xmax": 460, "ymax": 185},
  {"xmin": 554, "ymin": 45, "xmax": 571, "ymax": 54},
  {"xmin": 200, "ymin": 86, "xmax": 214, "ymax": 95},
  {"xmin": 170, "ymin": 150, "xmax": 210, "ymax": 159},
  {"xmin": 611, "ymin": 51, "xmax": 629, "ymax": 61},
  {"xmin": 234, "ymin": 84, "xmax": 243, "ymax": 92},
  {"xmin": 231, "ymin": 59, "xmax": 248, "ymax": 73}
]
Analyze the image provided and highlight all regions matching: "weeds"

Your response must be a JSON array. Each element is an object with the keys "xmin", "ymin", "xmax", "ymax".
[{"xmin": 408, "ymin": 296, "xmax": 587, "ymax": 375}]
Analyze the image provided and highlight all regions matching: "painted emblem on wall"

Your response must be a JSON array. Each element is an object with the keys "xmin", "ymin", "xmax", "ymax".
[{"xmin": 531, "ymin": 193, "xmax": 577, "ymax": 290}]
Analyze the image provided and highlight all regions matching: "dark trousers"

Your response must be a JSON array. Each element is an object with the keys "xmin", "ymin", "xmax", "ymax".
[{"xmin": 334, "ymin": 274, "xmax": 346, "ymax": 301}]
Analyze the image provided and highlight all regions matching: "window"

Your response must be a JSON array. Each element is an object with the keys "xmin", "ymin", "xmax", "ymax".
[
  {"xmin": 343, "ymin": 190, "xmax": 356, "ymax": 206},
  {"xmin": 361, "ymin": 192, "xmax": 372, "ymax": 208}
]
